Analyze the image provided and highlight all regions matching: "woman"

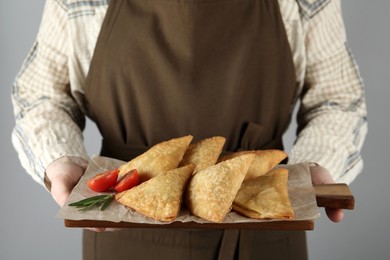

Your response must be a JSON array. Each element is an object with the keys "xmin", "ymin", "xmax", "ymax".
[{"xmin": 12, "ymin": 0, "xmax": 367, "ymax": 259}]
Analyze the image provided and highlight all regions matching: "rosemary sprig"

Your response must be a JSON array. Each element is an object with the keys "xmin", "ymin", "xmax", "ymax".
[{"xmin": 68, "ymin": 194, "xmax": 114, "ymax": 211}]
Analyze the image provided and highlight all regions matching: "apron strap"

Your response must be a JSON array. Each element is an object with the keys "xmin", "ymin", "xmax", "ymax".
[{"xmin": 217, "ymin": 229, "xmax": 240, "ymax": 260}]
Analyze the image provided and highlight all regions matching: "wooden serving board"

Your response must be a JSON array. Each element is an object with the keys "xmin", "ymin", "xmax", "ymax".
[
  {"xmin": 314, "ymin": 183, "xmax": 355, "ymax": 210},
  {"xmin": 64, "ymin": 183, "xmax": 354, "ymax": 230},
  {"xmin": 65, "ymin": 219, "xmax": 315, "ymax": 230}
]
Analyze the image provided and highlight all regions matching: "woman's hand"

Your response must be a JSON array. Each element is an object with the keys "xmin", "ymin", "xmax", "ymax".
[
  {"xmin": 45, "ymin": 157, "xmax": 86, "ymax": 207},
  {"xmin": 46, "ymin": 157, "xmax": 120, "ymax": 232},
  {"xmin": 309, "ymin": 164, "xmax": 344, "ymax": 223}
]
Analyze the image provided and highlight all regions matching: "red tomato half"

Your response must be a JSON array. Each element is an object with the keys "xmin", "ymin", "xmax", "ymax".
[
  {"xmin": 114, "ymin": 169, "xmax": 140, "ymax": 192},
  {"xmin": 87, "ymin": 168, "xmax": 119, "ymax": 192}
]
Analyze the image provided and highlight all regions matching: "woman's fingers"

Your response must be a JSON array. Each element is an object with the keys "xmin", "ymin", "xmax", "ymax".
[
  {"xmin": 46, "ymin": 158, "xmax": 86, "ymax": 207},
  {"xmin": 325, "ymin": 208, "xmax": 344, "ymax": 223},
  {"xmin": 310, "ymin": 164, "xmax": 344, "ymax": 222}
]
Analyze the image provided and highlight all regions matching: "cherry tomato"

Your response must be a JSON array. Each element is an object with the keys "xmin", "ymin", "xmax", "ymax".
[
  {"xmin": 114, "ymin": 169, "xmax": 140, "ymax": 192},
  {"xmin": 87, "ymin": 168, "xmax": 119, "ymax": 192}
]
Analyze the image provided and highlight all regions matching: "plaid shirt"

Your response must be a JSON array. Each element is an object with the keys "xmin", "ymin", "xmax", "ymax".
[{"xmin": 11, "ymin": 0, "xmax": 367, "ymax": 187}]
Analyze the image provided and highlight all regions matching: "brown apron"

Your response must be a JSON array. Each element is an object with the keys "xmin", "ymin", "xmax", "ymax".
[{"xmin": 83, "ymin": 0, "xmax": 306, "ymax": 259}]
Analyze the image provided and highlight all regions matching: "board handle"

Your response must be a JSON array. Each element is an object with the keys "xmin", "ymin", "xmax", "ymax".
[{"xmin": 314, "ymin": 183, "xmax": 355, "ymax": 210}]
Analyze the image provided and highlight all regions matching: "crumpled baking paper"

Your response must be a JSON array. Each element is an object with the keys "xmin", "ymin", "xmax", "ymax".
[{"xmin": 57, "ymin": 155, "xmax": 320, "ymax": 225}]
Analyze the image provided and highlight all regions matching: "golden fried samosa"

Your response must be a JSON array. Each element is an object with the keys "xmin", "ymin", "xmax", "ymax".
[
  {"xmin": 118, "ymin": 135, "xmax": 193, "ymax": 182},
  {"xmin": 218, "ymin": 149, "xmax": 287, "ymax": 180},
  {"xmin": 179, "ymin": 136, "xmax": 226, "ymax": 174},
  {"xmin": 186, "ymin": 153, "xmax": 255, "ymax": 223},
  {"xmin": 233, "ymin": 167, "xmax": 294, "ymax": 220},
  {"xmin": 115, "ymin": 164, "xmax": 195, "ymax": 222}
]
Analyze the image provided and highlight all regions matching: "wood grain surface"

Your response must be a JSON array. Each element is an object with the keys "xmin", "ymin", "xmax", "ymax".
[{"xmin": 64, "ymin": 183, "xmax": 354, "ymax": 230}]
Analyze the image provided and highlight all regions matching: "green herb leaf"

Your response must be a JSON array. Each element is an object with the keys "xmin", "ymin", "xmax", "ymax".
[
  {"xmin": 100, "ymin": 195, "xmax": 114, "ymax": 211},
  {"xmin": 68, "ymin": 194, "xmax": 114, "ymax": 211}
]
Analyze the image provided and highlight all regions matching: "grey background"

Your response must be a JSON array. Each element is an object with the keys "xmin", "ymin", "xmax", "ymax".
[{"xmin": 1, "ymin": 1, "xmax": 389, "ymax": 259}]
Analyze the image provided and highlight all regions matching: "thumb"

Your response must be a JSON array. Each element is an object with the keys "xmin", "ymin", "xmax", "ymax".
[
  {"xmin": 46, "ymin": 158, "xmax": 86, "ymax": 207},
  {"xmin": 310, "ymin": 164, "xmax": 345, "ymax": 223},
  {"xmin": 50, "ymin": 181, "xmax": 72, "ymax": 207}
]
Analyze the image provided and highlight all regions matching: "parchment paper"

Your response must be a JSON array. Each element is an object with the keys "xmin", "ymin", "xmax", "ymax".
[{"xmin": 57, "ymin": 155, "xmax": 320, "ymax": 224}]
